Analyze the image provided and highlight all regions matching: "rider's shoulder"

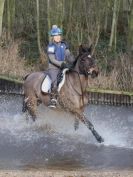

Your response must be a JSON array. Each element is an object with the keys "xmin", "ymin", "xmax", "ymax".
[
  {"xmin": 61, "ymin": 40, "xmax": 69, "ymax": 49},
  {"xmin": 47, "ymin": 43, "xmax": 56, "ymax": 53}
]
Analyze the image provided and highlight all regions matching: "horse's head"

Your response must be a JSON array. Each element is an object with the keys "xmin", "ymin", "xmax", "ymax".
[{"xmin": 78, "ymin": 45, "xmax": 99, "ymax": 78}]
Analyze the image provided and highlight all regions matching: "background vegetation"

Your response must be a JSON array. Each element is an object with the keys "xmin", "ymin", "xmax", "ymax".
[{"xmin": 0, "ymin": 0, "xmax": 133, "ymax": 91}]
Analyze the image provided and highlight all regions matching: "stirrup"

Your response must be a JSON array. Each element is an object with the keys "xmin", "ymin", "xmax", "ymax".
[{"xmin": 48, "ymin": 98, "xmax": 57, "ymax": 108}]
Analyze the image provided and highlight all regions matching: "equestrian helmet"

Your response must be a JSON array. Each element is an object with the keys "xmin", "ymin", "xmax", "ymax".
[{"xmin": 49, "ymin": 25, "xmax": 62, "ymax": 36}]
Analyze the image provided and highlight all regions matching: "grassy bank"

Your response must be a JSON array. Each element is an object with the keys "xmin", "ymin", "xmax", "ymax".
[
  {"xmin": 0, "ymin": 42, "xmax": 37, "ymax": 80},
  {"xmin": 0, "ymin": 74, "xmax": 23, "ymax": 84}
]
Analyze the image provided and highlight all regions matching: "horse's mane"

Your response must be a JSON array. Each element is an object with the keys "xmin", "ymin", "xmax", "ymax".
[{"xmin": 72, "ymin": 54, "xmax": 80, "ymax": 67}]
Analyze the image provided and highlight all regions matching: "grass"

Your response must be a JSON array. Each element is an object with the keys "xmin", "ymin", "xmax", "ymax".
[
  {"xmin": 0, "ymin": 74, "xmax": 23, "ymax": 84},
  {"xmin": 0, "ymin": 41, "xmax": 36, "ymax": 80}
]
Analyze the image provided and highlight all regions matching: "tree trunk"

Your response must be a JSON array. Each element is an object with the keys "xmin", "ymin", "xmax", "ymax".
[
  {"xmin": 7, "ymin": 0, "xmax": 15, "ymax": 40},
  {"xmin": 36, "ymin": 0, "xmax": 41, "ymax": 54},
  {"xmin": 109, "ymin": 0, "xmax": 120, "ymax": 51},
  {"xmin": 47, "ymin": 0, "xmax": 51, "ymax": 34},
  {"xmin": 56, "ymin": 0, "xmax": 64, "ymax": 28},
  {"xmin": 0, "ymin": 0, "xmax": 5, "ymax": 37},
  {"xmin": 36, "ymin": 0, "xmax": 46, "ymax": 64},
  {"xmin": 66, "ymin": 0, "xmax": 73, "ymax": 38},
  {"xmin": 127, "ymin": 0, "xmax": 133, "ymax": 56},
  {"xmin": 104, "ymin": 1, "xmax": 110, "ymax": 33}
]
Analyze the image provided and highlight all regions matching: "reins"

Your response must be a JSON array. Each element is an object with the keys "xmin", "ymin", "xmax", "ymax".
[{"xmin": 65, "ymin": 52, "xmax": 89, "ymax": 106}]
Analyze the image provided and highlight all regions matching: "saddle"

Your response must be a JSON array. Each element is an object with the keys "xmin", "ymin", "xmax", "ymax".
[{"xmin": 41, "ymin": 68, "xmax": 69, "ymax": 94}]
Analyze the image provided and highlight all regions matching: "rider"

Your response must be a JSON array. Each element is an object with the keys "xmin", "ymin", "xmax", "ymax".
[{"xmin": 47, "ymin": 25, "xmax": 75, "ymax": 108}]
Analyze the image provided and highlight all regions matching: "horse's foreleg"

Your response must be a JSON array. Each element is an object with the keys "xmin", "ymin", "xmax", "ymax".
[
  {"xmin": 26, "ymin": 96, "xmax": 37, "ymax": 121},
  {"xmin": 78, "ymin": 113, "xmax": 104, "ymax": 143}
]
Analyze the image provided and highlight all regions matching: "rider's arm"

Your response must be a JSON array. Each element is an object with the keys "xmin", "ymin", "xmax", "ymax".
[
  {"xmin": 65, "ymin": 49, "xmax": 75, "ymax": 64},
  {"xmin": 48, "ymin": 53, "xmax": 63, "ymax": 67}
]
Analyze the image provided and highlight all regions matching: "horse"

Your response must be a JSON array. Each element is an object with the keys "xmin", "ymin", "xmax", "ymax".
[{"xmin": 22, "ymin": 45, "xmax": 104, "ymax": 143}]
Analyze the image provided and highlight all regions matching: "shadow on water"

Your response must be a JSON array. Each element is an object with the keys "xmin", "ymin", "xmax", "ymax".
[{"xmin": 0, "ymin": 93, "xmax": 133, "ymax": 171}]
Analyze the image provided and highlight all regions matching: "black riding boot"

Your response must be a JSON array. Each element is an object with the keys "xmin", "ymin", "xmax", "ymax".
[{"xmin": 48, "ymin": 88, "xmax": 58, "ymax": 108}]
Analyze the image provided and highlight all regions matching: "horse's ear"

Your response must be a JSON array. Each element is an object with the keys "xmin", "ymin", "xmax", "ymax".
[
  {"xmin": 79, "ymin": 45, "xmax": 83, "ymax": 55},
  {"xmin": 79, "ymin": 44, "xmax": 93, "ymax": 55}
]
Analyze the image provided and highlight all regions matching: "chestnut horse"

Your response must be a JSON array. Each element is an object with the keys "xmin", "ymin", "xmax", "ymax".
[{"xmin": 22, "ymin": 45, "xmax": 104, "ymax": 143}]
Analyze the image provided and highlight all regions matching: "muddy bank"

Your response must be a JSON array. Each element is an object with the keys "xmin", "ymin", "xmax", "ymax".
[{"xmin": 0, "ymin": 170, "xmax": 133, "ymax": 177}]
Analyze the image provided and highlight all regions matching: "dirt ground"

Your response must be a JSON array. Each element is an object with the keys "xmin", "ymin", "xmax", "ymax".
[{"xmin": 0, "ymin": 170, "xmax": 133, "ymax": 177}]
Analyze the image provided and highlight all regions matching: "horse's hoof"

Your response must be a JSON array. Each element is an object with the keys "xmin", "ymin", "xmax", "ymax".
[
  {"xmin": 74, "ymin": 125, "xmax": 79, "ymax": 131},
  {"xmin": 32, "ymin": 116, "xmax": 36, "ymax": 122},
  {"xmin": 97, "ymin": 136, "xmax": 104, "ymax": 143},
  {"xmin": 22, "ymin": 106, "xmax": 27, "ymax": 113}
]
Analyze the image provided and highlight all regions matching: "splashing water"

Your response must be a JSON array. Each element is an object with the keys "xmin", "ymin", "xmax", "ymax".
[
  {"xmin": 0, "ymin": 94, "xmax": 133, "ymax": 147},
  {"xmin": 0, "ymin": 93, "xmax": 133, "ymax": 170}
]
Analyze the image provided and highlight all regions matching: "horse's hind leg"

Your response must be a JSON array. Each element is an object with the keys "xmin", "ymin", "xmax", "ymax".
[
  {"xmin": 26, "ymin": 96, "xmax": 37, "ymax": 121},
  {"xmin": 22, "ymin": 95, "xmax": 28, "ymax": 113},
  {"xmin": 74, "ymin": 117, "xmax": 79, "ymax": 131}
]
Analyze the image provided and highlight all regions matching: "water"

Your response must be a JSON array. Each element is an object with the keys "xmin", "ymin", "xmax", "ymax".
[{"xmin": 0, "ymin": 93, "xmax": 133, "ymax": 170}]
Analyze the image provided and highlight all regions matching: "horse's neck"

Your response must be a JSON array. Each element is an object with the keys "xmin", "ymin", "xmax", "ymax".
[
  {"xmin": 74, "ymin": 57, "xmax": 80, "ymax": 73},
  {"xmin": 72, "ymin": 58, "xmax": 88, "ymax": 92},
  {"xmin": 78, "ymin": 75, "xmax": 88, "ymax": 92}
]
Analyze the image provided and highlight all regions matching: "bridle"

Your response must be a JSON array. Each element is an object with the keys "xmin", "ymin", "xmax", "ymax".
[
  {"xmin": 78, "ymin": 52, "xmax": 95, "ymax": 76},
  {"xmin": 65, "ymin": 52, "xmax": 95, "ymax": 104}
]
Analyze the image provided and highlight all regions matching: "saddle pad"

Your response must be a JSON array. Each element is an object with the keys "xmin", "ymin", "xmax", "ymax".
[
  {"xmin": 41, "ymin": 75, "xmax": 52, "ymax": 93},
  {"xmin": 58, "ymin": 68, "xmax": 69, "ymax": 92},
  {"xmin": 41, "ymin": 68, "xmax": 69, "ymax": 93}
]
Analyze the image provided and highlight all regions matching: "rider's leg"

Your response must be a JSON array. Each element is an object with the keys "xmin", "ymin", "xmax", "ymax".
[
  {"xmin": 48, "ymin": 69, "xmax": 59, "ymax": 108},
  {"xmin": 48, "ymin": 86, "xmax": 58, "ymax": 108}
]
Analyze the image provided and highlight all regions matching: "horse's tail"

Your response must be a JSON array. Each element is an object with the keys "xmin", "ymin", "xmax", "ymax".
[{"xmin": 23, "ymin": 74, "xmax": 30, "ymax": 81}]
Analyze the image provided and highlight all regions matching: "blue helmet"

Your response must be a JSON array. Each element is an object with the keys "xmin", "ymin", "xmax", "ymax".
[{"xmin": 49, "ymin": 25, "xmax": 62, "ymax": 36}]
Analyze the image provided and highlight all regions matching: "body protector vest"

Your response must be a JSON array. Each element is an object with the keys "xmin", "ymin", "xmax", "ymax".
[{"xmin": 47, "ymin": 42, "xmax": 68, "ymax": 62}]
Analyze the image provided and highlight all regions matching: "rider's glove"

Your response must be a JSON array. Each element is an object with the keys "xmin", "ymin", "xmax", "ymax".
[
  {"xmin": 60, "ymin": 62, "xmax": 67, "ymax": 69},
  {"xmin": 60, "ymin": 62, "xmax": 72, "ymax": 70}
]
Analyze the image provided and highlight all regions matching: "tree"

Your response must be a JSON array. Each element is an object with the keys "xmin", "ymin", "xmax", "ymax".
[
  {"xmin": 0, "ymin": 0, "xmax": 5, "ymax": 37},
  {"xmin": 36, "ymin": 0, "xmax": 41, "ymax": 54},
  {"xmin": 109, "ymin": 0, "xmax": 120, "ymax": 51},
  {"xmin": 7, "ymin": 0, "xmax": 15, "ymax": 40},
  {"xmin": 47, "ymin": 0, "xmax": 51, "ymax": 41},
  {"xmin": 36, "ymin": 0, "xmax": 46, "ymax": 64},
  {"xmin": 127, "ymin": 0, "xmax": 133, "ymax": 56}
]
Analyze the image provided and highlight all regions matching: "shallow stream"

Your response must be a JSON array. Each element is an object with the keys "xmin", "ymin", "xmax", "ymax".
[{"xmin": 0, "ymin": 94, "xmax": 133, "ymax": 171}]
